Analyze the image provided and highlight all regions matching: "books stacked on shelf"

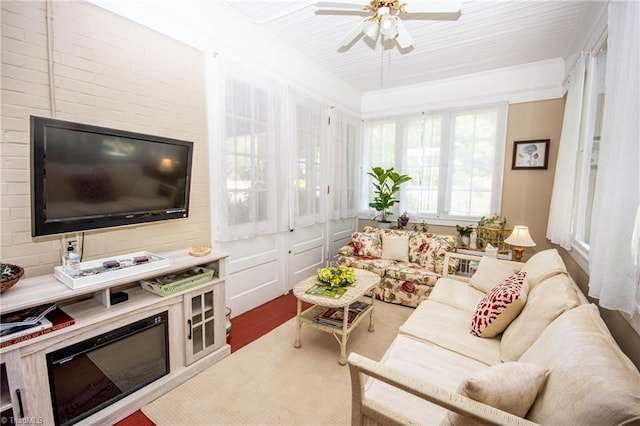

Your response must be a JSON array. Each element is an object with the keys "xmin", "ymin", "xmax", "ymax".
[
  {"xmin": 140, "ymin": 267, "xmax": 214, "ymax": 297},
  {"xmin": 1, "ymin": 304, "xmax": 75, "ymax": 348},
  {"xmin": 315, "ymin": 301, "xmax": 369, "ymax": 329}
]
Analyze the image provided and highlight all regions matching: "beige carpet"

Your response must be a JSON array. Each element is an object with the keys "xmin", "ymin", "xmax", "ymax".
[{"xmin": 142, "ymin": 300, "xmax": 413, "ymax": 425}]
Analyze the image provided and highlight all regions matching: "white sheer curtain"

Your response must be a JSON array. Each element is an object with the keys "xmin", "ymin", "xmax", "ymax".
[
  {"xmin": 588, "ymin": 1, "xmax": 640, "ymax": 315},
  {"xmin": 329, "ymin": 109, "xmax": 360, "ymax": 220},
  {"xmin": 289, "ymin": 91, "xmax": 327, "ymax": 228},
  {"xmin": 546, "ymin": 55, "xmax": 586, "ymax": 250},
  {"xmin": 208, "ymin": 55, "xmax": 289, "ymax": 241}
]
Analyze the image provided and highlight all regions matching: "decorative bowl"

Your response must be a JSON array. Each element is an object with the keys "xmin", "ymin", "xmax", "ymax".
[{"xmin": 0, "ymin": 264, "xmax": 24, "ymax": 294}]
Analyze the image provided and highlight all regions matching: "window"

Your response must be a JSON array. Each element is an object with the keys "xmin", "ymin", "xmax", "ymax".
[
  {"xmin": 292, "ymin": 95, "xmax": 326, "ymax": 228},
  {"xmin": 209, "ymin": 60, "xmax": 289, "ymax": 241},
  {"xmin": 329, "ymin": 110, "xmax": 360, "ymax": 219},
  {"xmin": 361, "ymin": 104, "xmax": 507, "ymax": 222},
  {"xmin": 573, "ymin": 41, "xmax": 607, "ymax": 252}
]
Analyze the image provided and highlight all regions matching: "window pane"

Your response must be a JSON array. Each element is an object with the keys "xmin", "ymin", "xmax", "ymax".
[{"xmin": 406, "ymin": 116, "xmax": 441, "ymax": 214}]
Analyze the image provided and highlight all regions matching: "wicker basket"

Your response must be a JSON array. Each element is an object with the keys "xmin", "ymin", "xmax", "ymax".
[
  {"xmin": 476, "ymin": 226, "xmax": 512, "ymax": 251},
  {"xmin": 0, "ymin": 264, "xmax": 24, "ymax": 294}
]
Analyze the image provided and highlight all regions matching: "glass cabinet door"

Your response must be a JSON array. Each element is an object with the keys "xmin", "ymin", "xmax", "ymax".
[{"xmin": 185, "ymin": 285, "xmax": 221, "ymax": 364}]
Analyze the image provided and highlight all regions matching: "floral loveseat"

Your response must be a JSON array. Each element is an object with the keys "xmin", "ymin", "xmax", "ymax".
[
  {"xmin": 337, "ymin": 226, "xmax": 457, "ymax": 307},
  {"xmin": 347, "ymin": 249, "xmax": 640, "ymax": 425}
]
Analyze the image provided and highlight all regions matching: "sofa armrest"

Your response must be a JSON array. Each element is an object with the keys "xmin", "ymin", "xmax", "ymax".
[{"xmin": 348, "ymin": 353, "xmax": 540, "ymax": 426}]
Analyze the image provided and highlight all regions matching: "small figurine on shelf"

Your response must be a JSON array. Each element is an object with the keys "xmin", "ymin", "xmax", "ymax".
[
  {"xmin": 412, "ymin": 221, "xmax": 429, "ymax": 232},
  {"xmin": 397, "ymin": 212, "xmax": 410, "ymax": 229},
  {"xmin": 456, "ymin": 225, "xmax": 474, "ymax": 247}
]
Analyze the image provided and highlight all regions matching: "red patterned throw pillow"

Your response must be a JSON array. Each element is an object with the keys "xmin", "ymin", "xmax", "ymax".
[
  {"xmin": 351, "ymin": 232, "xmax": 382, "ymax": 257},
  {"xmin": 470, "ymin": 272, "xmax": 529, "ymax": 338}
]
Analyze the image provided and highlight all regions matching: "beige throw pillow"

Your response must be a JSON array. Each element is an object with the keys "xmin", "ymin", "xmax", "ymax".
[
  {"xmin": 501, "ymin": 274, "xmax": 580, "ymax": 361},
  {"xmin": 520, "ymin": 248, "xmax": 567, "ymax": 287},
  {"xmin": 381, "ymin": 235, "xmax": 409, "ymax": 262},
  {"xmin": 442, "ymin": 362, "xmax": 548, "ymax": 426},
  {"xmin": 468, "ymin": 256, "xmax": 521, "ymax": 293},
  {"xmin": 470, "ymin": 272, "xmax": 529, "ymax": 338}
]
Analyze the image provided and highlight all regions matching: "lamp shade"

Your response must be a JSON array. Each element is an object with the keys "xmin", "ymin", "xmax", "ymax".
[{"xmin": 504, "ymin": 226, "xmax": 536, "ymax": 247}]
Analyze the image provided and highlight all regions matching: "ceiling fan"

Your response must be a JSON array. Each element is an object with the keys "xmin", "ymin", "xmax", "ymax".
[{"xmin": 316, "ymin": 0, "xmax": 461, "ymax": 49}]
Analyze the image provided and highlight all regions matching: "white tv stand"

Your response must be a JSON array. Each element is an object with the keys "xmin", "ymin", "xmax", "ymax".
[{"xmin": 0, "ymin": 248, "xmax": 230, "ymax": 425}]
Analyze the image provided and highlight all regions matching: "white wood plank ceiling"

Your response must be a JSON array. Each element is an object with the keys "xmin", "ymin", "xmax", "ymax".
[{"xmin": 222, "ymin": 0, "xmax": 591, "ymax": 92}]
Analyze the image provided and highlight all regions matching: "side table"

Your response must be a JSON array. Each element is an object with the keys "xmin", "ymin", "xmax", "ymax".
[{"xmin": 293, "ymin": 269, "xmax": 380, "ymax": 365}]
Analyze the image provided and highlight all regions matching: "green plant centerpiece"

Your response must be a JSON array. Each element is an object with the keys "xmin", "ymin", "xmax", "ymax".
[
  {"xmin": 368, "ymin": 166, "xmax": 412, "ymax": 227},
  {"xmin": 317, "ymin": 265, "xmax": 356, "ymax": 287}
]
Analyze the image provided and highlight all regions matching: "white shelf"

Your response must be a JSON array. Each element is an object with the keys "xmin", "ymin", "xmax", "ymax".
[{"xmin": 0, "ymin": 248, "xmax": 228, "ymax": 313}]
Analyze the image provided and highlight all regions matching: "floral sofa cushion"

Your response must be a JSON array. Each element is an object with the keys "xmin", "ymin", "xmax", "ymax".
[
  {"xmin": 338, "ymin": 256, "xmax": 396, "ymax": 277},
  {"xmin": 376, "ymin": 277, "xmax": 438, "ymax": 306},
  {"xmin": 385, "ymin": 262, "xmax": 440, "ymax": 284},
  {"xmin": 351, "ymin": 231, "xmax": 382, "ymax": 257}
]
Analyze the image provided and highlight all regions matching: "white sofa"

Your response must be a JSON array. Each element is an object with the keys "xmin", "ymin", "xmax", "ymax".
[{"xmin": 348, "ymin": 249, "xmax": 640, "ymax": 425}]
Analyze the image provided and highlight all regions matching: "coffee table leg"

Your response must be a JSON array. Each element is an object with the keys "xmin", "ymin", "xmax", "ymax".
[
  {"xmin": 294, "ymin": 299, "xmax": 302, "ymax": 348},
  {"xmin": 339, "ymin": 305, "xmax": 349, "ymax": 365},
  {"xmin": 368, "ymin": 293, "xmax": 375, "ymax": 332}
]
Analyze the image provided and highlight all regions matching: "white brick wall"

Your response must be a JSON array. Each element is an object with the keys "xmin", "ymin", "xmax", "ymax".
[{"xmin": 1, "ymin": 1, "xmax": 210, "ymax": 277}]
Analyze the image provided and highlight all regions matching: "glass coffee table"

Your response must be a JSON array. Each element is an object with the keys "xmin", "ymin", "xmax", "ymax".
[{"xmin": 293, "ymin": 269, "xmax": 381, "ymax": 365}]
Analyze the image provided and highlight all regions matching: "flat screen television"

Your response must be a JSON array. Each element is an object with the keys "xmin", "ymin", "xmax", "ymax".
[{"xmin": 31, "ymin": 116, "xmax": 193, "ymax": 237}]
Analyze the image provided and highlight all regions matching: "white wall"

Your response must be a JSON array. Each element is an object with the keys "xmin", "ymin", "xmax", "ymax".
[
  {"xmin": 0, "ymin": 1, "xmax": 210, "ymax": 276},
  {"xmin": 87, "ymin": 0, "xmax": 362, "ymax": 115}
]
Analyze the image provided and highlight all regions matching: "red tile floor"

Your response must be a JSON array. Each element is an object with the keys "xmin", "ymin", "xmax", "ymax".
[{"xmin": 114, "ymin": 292, "xmax": 305, "ymax": 426}]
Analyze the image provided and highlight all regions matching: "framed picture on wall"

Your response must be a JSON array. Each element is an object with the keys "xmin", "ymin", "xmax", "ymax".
[{"xmin": 512, "ymin": 139, "xmax": 550, "ymax": 170}]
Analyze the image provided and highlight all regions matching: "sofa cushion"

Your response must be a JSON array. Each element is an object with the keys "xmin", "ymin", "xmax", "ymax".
[
  {"xmin": 470, "ymin": 272, "xmax": 528, "ymax": 338},
  {"xmin": 366, "ymin": 334, "xmax": 487, "ymax": 425},
  {"xmin": 520, "ymin": 304, "xmax": 640, "ymax": 425},
  {"xmin": 520, "ymin": 248, "xmax": 567, "ymax": 287},
  {"xmin": 400, "ymin": 300, "xmax": 502, "ymax": 365},
  {"xmin": 351, "ymin": 231, "xmax": 382, "ymax": 257},
  {"xmin": 338, "ymin": 257, "xmax": 394, "ymax": 276},
  {"xmin": 422, "ymin": 234, "xmax": 457, "ymax": 274},
  {"xmin": 377, "ymin": 277, "xmax": 439, "ymax": 308},
  {"xmin": 385, "ymin": 262, "xmax": 440, "ymax": 285},
  {"xmin": 408, "ymin": 231, "xmax": 431, "ymax": 264},
  {"xmin": 443, "ymin": 362, "xmax": 548, "ymax": 426},
  {"xmin": 500, "ymin": 273, "xmax": 581, "ymax": 362},
  {"xmin": 429, "ymin": 278, "xmax": 486, "ymax": 313},
  {"xmin": 468, "ymin": 256, "xmax": 521, "ymax": 293},
  {"xmin": 381, "ymin": 234, "xmax": 409, "ymax": 262}
]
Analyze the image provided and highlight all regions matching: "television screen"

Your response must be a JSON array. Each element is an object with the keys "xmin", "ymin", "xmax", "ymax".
[{"xmin": 31, "ymin": 116, "xmax": 193, "ymax": 237}]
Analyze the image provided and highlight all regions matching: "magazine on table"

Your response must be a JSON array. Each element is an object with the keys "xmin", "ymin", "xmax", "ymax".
[
  {"xmin": 305, "ymin": 284, "xmax": 347, "ymax": 299},
  {"xmin": 315, "ymin": 301, "xmax": 370, "ymax": 328}
]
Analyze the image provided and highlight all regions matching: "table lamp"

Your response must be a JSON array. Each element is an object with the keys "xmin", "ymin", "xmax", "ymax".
[{"xmin": 504, "ymin": 225, "xmax": 536, "ymax": 262}]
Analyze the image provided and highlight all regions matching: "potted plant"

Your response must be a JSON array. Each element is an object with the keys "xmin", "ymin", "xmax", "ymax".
[{"xmin": 368, "ymin": 167, "xmax": 412, "ymax": 228}]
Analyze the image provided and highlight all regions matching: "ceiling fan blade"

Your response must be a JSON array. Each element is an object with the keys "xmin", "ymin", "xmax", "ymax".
[
  {"xmin": 395, "ymin": 20, "xmax": 414, "ymax": 48},
  {"xmin": 403, "ymin": 0, "xmax": 461, "ymax": 14},
  {"xmin": 315, "ymin": 1, "xmax": 368, "ymax": 10},
  {"xmin": 402, "ymin": 11, "xmax": 461, "ymax": 21},
  {"xmin": 339, "ymin": 19, "xmax": 368, "ymax": 48}
]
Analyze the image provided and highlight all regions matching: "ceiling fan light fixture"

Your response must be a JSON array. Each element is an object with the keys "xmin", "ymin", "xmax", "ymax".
[
  {"xmin": 379, "ymin": 14, "xmax": 397, "ymax": 37},
  {"xmin": 364, "ymin": 20, "xmax": 380, "ymax": 40}
]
